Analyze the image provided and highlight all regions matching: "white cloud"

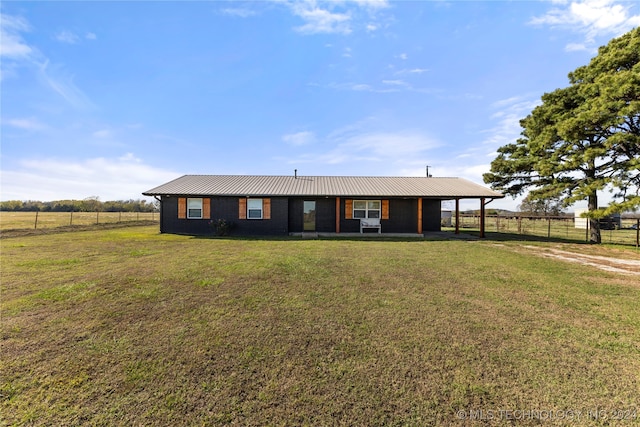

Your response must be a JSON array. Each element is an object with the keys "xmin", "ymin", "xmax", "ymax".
[
  {"xmin": 324, "ymin": 81, "xmax": 372, "ymax": 92},
  {"xmin": 325, "ymin": 79, "xmax": 441, "ymax": 94},
  {"xmin": 565, "ymin": 42, "xmax": 588, "ymax": 51},
  {"xmin": 397, "ymin": 68, "xmax": 428, "ymax": 75},
  {"xmin": 54, "ymin": 29, "xmax": 97, "ymax": 43},
  {"xmin": 481, "ymin": 97, "xmax": 540, "ymax": 147},
  {"xmin": 283, "ymin": 0, "xmax": 391, "ymax": 35},
  {"xmin": 491, "ymin": 96, "xmax": 521, "ymax": 108},
  {"xmin": 397, "ymin": 53, "xmax": 408, "ymax": 60},
  {"xmin": 282, "ymin": 131, "xmax": 316, "ymax": 146},
  {"xmin": 530, "ymin": 0, "xmax": 640, "ymax": 48},
  {"xmin": 0, "ymin": 154, "xmax": 179, "ymax": 201},
  {"xmin": 293, "ymin": 6, "xmax": 352, "ymax": 35},
  {"xmin": 220, "ymin": 7, "xmax": 258, "ymax": 18},
  {"xmin": 37, "ymin": 60, "xmax": 95, "ymax": 110},
  {"xmin": 277, "ymin": 117, "xmax": 441, "ymax": 170},
  {"xmin": 335, "ymin": 131, "xmax": 440, "ymax": 160},
  {"xmin": 1, "ymin": 13, "xmax": 93, "ymax": 109},
  {"xmin": 352, "ymin": 83, "xmax": 372, "ymax": 91},
  {"xmin": 3, "ymin": 117, "xmax": 45, "ymax": 131},
  {"xmin": 0, "ymin": 14, "xmax": 33, "ymax": 59},
  {"xmin": 55, "ymin": 30, "xmax": 79, "ymax": 44},
  {"xmin": 382, "ymin": 79, "xmax": 407, "ymax": 86},
  {"xmin": 92, "ymin": 129, "xmax": 111, "ymax": 138},
  {"xmin": 366, "ymin": 23, "xmax": 378, "ymax": 32},
  {"xmin": 352, "ymin": 0, "xmax": 390, "ymax": 11}
]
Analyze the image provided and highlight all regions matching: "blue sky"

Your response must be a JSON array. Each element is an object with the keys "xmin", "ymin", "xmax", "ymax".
[{"xmin": 2, "ymin": 0, "xmax": 639, "ymax": 210}]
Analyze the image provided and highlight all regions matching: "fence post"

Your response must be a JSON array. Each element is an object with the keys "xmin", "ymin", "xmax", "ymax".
[
  {"xmin": 70, "ymin": 211, "xmax": 73, "ymax": 226},
  {"xmin": 636, "ymin": 219, "xmax": 639, "ymax": 248},
  {"xmin": 34, "ymin": 211, "xmax": 39, "ymax": 229},
  {"xmin": 547, "ymin": 218, "xmax": 551, "ymax": 239},
  {"xmin": 119, "ymin": 211, "xmax": 122, "ymax": 222},
  {"xmin": 586, "ymin": 218, "xmax": 589, "ymax": 242},
  {"xmin": 96, "ymin": 211, "xmax": 99, "ymax": 225}
]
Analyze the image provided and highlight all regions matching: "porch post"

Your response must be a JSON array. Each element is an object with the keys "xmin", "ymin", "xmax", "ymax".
[
  {"xmin": 455, "ymin": 198, "xmax": 460, "ymax": 234},
  {"xmin": 335, "ymin": 197, "xmax": 340, "ymax": 233},
  {"xmin": 417, "ymin": 198, "xmax": 423, "ymax": 234},
  {"xmin": 480, "ymin": 198, "xmax": 486, "ymax": 238}
]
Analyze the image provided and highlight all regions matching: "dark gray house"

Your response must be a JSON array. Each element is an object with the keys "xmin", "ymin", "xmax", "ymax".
[{"xmin": 143, "ymin": 175, "xmax": 503, "ymax": 236}]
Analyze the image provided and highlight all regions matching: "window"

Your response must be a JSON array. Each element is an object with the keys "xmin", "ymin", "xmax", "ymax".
[
  {"xmin": 247, "ymin": 198, "xmax": 263, "ymax": 219},
  {"xmin": 187, "ymin": 198, "xmax": 203, "ymax": 219},
  {"xmin": 353, "ymin": 200, "xmax": 381, "ymax": 219}
]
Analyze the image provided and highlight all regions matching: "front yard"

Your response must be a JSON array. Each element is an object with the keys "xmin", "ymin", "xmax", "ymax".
[{"xmin": 2, "ymin": 226, "xmax": 639, "ymax": 425}]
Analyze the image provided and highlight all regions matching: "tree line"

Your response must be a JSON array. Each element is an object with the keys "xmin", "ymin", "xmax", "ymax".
[{"xmin": 0, "ymin": 198, "xmax": 158, "ymax": 212}]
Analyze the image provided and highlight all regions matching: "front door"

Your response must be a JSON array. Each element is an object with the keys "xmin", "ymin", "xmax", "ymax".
[{"xmin": 303, "ymin": 201, "xmax": 316, "ymax": 231}]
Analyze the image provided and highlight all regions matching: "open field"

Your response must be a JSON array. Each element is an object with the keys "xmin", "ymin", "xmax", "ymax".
[
  {"xmin": 2, "ymin": 226, "xmax": 640, "ymax": 425},
  {"xmin": 0, "ymin": 211, "xmax": 158, "ymax": 231}
]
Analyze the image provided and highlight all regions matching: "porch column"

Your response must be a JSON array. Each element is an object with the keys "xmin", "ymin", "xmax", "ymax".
[
  {"xmin": 417, "ymin": 198, "xmax": 423, "ymax": 234},
  {"xmin": 335, "ymin": 197, "xmax": 340, "ymax": 233},
  {"xmin": 455, "ymin": 198, "xmax": 460, "ymax": 234},
  {"xmin": 480, "ymin": 198, "xmax": 486, "ymax": 238}
]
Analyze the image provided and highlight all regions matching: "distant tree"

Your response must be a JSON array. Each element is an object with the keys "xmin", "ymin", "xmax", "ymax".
[
  {"xmin": 518, "ymin": 193, "xmax": 564, "ymax": 216},
  {"xmin": 81, "ymin": 197, "xmax": 101, "ymax": 212},
  {"xmin": 484, "ymin": 28, "xmax": 640, "ymax": 243},
  {"xmin": 0, "ymin": 198, "xmax": 159, "ymax": 212},
  {"xmin": 0, "ymin": 200, "xmax": 23, "ymax": 211}
]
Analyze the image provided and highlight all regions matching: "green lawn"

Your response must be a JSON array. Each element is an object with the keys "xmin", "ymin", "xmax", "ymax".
[{"xmin": 2, "ymin": 226, "xmax": 639, "ymax": 426}]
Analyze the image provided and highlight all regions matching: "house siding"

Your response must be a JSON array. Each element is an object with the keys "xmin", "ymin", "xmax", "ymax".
[
  {"xmin": 316, "ymin": 199, "xmax": 337, "ymax": 232},
  {"xmin": 422, "ymin": 199, "xmax": 442, "ymax": 232},
  {"xmin": 160, "ymin": 195, "xmax": 441, "ymax": 236},
  {"xmin": 338, "ymin": 198, "xmax": 439, "ymax": 234},
  {"xmin": 288, "ymin": 198, "xmax": 337, "ymax": 233},
  {"xmin": 161, "ymin": 196, "xmax": 289, "ymax": 236}
]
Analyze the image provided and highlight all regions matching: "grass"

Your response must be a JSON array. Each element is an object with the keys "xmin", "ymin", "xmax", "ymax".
[
  {"xmin": 0, "ymin": 211, "xmax": 158, "ymax": 231},
  {"xmin": 2, "ymin": 226, "xmax": 640, "ymax": 426},
  {"xmin": 454, "ymin": 216, "xmax": 639, "ymax": 246}
]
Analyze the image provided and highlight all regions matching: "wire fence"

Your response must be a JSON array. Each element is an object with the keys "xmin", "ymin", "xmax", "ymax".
[
  {"xmin": 450, "ymin": 215, "xmax": 640, "ymax": 246},
  {"xmin": 2, "ymin": 211, "xmax": 639, "ymax": 246},
  {"xmin": 0, "ymin": 211, "xmax": 158, "ymax": 231}
]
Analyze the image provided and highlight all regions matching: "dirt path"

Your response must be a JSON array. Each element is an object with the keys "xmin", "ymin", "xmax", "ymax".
[{"xmin": 520, "ymin": 245, "xmax": 640, "ymax": 276}]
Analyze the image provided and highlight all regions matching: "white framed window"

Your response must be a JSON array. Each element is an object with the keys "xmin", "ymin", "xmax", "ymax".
[
  {"xmin": 187, "ymin": 198, "xmax": 203, "ymax": 219},
  {"xmin": 247, "ymin": 198, "xmax": 263, "ymax": 219},
  {"xmin": 353, "ymin": 200, "xmax": 381, "ymax": 219}
]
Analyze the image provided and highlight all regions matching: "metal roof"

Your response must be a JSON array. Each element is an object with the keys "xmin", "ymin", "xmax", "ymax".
[{"xmin": 143, "ymin": 175, "xmax": 504, "ymax": 199}]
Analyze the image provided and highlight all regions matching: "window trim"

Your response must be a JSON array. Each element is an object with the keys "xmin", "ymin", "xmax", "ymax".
[
  {"xmin": 187, "ymin": 198, "xmax": 203, "ymax": 219},
  {"xmin": 247, "ymin": 198, "xmax": 263, "ymax": 219},
  {"xmin": 353, "ymin": 199, "xmax": 381, "ymax": 219}
]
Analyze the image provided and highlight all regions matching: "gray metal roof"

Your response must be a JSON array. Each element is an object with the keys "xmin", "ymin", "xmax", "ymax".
[{"xmin": 143, "ymin": 175, "xmax": 504, "ymax": 199}]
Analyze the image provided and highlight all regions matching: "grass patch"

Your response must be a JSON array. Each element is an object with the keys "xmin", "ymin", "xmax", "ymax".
[{"xmin": 1, "ymin": 226, "xmax": 639, "ymax": 425}]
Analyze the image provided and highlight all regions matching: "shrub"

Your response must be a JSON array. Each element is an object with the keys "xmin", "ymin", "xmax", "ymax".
[{"xmin": 209, "ymin": 218, "xmax": 233, "ymax": 236}]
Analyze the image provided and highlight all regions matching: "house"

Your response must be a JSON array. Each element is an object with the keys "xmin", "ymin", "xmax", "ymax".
[{"xmin": 143, "ymin": 175, "xmax": 504, "ymax": 236}]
